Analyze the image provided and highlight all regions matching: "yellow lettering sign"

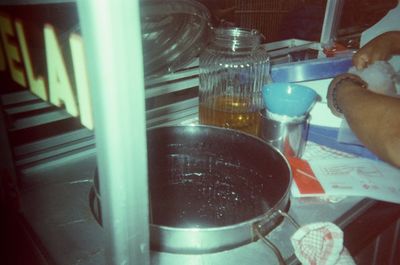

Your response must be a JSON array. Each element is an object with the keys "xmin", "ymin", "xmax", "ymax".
[
  {"xmin": 44, "ymin": 24, "xmax": 79, "ymax": 117},
  {"xmin": 0, "ymin": 36, "xmax": 5, "ymax": 71},
  {"xmin": 15, "ymin": 20, "xmax": 48, "ymax": 101},
  {"xmin": 0, "ymin": 12, "xmax": 95, "ymax": 131},
  {"xmin": 0, "ymin": 14, "xmax": 26, "ymax": 87},
  {"xmin": 70, "ymin": 33, "xmax": 94, "ymax": 129}
]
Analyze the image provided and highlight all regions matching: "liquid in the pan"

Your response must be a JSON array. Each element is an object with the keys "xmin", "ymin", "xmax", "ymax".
[{"xmin": 150, "ymin": 154, "xmax": 270, "ymax": 228}]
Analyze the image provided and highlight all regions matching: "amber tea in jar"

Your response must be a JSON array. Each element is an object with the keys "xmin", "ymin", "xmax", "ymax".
[{"xmin": 199, "ymin": 27, "xmax": 270, "ymax": 136}]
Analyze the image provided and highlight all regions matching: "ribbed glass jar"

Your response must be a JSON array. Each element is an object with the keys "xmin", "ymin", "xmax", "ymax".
[{"xmin": 198, "ymin": 27, "xmax": 270, "ymax": 136}]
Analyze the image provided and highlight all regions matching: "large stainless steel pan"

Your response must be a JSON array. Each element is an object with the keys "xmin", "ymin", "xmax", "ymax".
[{"xmin": 90, "ymin": 125, "xmax": 292, "ymax": 254}]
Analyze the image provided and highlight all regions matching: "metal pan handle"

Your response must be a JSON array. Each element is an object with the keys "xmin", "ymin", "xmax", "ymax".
[{"xmin": 253, "ymin": 210, "xmax": 300, "ymax": 265}]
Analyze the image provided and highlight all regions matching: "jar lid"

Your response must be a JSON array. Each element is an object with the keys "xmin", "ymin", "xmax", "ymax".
[{"xmin": 141, "ymin": 0, "xmax": 212, "ymax": 76}]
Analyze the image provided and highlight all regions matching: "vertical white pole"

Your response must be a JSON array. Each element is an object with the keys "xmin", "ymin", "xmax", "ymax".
[
  {"xmin": 76, "ymin": 1, "xmax": 150, "ymax": 265},
  {"xmin": 320, "ymin": 0, "xmax": 345, "ymax": 48}
]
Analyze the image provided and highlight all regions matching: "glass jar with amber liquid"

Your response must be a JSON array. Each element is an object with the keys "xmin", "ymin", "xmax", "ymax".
[{"xmin": 199, "ymin": 27, "xmax": 270, "ymax": 136}]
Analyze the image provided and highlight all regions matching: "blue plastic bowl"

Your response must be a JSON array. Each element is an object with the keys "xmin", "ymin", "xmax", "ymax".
[{"xmin": 262, "ymin": 82, "xmax": 318, "ymax": 117}]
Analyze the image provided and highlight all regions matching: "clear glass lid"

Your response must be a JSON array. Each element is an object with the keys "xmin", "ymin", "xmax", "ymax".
[{"xmin": 141, "ymin": 0, "xmax": 212, "ymax": 77}]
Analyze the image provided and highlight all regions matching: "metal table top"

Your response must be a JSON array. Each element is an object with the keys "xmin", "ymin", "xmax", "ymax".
[{"xmin": 19, "ymin": 151, "xmax": 374, "ymax": 265}]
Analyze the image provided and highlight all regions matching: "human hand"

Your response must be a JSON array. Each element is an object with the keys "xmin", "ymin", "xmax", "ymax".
[{"xmin": 352, "ymin": 31, "xmax": 400, "ymax": 70}]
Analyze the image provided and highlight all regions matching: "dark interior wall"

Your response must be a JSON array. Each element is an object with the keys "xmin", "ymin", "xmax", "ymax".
[{"xmin": 198, "ymin": 0, "xmax": 398, "ymax": 43}]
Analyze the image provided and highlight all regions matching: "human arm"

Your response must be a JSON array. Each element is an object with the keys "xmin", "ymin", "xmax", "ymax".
[
  {"xmin": 353, "ymin": 31, "xmax": 400, "ymax": 69},
  {"xmin": 328, "ymin": 76, "xmax": 400, "ymax": 167}
]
